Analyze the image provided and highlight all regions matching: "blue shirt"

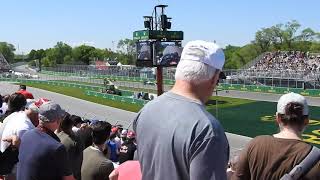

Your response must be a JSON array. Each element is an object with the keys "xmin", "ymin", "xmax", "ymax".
[
  {"xmin": 107, "ymin": 140, "xmax": 118, "ymax": 162},
  {"xmin": 17, "ymin": 128, "xmax": 72, "ymax": 180}
]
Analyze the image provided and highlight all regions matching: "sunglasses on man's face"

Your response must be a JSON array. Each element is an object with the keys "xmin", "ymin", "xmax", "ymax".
[{"xmin": 216, "ymin": 71, "xmax": 226, "ymax": 84}]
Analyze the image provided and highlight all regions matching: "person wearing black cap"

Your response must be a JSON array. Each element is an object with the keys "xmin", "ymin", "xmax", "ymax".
[{"xmin": 17, "ymin": 101, "xmax": 75, "ymax": 180}]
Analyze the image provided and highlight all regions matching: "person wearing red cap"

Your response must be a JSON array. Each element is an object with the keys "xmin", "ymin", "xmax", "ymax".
[
  {"xmin": 16, "ymin": 85, "xmax": 34, "ymax": 100},
  {"xmin": 118, "ymin": 131, "xmax": 136, "ymax": 164}
]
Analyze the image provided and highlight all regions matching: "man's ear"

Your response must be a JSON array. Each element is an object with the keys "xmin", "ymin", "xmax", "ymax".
[
  {"xmin": 275, "ymin": 113, "xmax": 281, "ymax": 124},
  {"xmin": 303, "ymin": 117, "xmax": 309, "ymax": 126}
]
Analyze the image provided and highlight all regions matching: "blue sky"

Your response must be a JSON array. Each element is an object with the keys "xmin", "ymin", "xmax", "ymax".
[{"xmin": 1, "ymin": 0, "xmax": 319, "ymax": 54}]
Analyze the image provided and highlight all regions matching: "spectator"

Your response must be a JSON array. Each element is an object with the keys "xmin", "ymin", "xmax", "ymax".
[
  {"xmin": 0, "ymin": 93, "xmax": 26, "ymax": 122},
  {"xmin": 56, "ymin": 113, "xmax": 84, "ymax": 180},
  {"xmin": 0, "ymin": 94, "xmax": 10, "ymax": 116},
  {"xmin": 119, "ymin": 129, "xmax": 127, "ymax": 145},
  {"xmin": 17, "ymin": 101, "xmax": 74, "ymax": 180},
  {"xmin": 81, "ymin": 121, "xmax": 114, "ymax": 180},
  {"xmin": 76, "ymin": 122, "xmax": 93, "ymax": 149},
  {"xmin": 16, "ymin": 85, "xmax": 34, "ymax": 99},
  {"xmin": 118, "ymin": 131, "xmax": 137, "ymax": 164},
  {"xmin": 0, "ymin": 94, "xmax": 27, "ymax": 178},
  {"xmin": 107, "ymin": 132, "xmax": 120, "ymax": 162},
  {"xmin": 1, "ymin": 99, "xmax": 39, "ymax": 152},
  {"xmin": 71, "ymin": 115, "xmax": 84, "ymax": 133},
  {"xmin": 227, "ymin": 155, "xmax": 239, "ymax": 180},
  {"xmin": 133, "ymin": 40, "xmax": 229, "ymax": 180},
  {"xmin": 232, "ymin": 93, "xmax": 320, "ymax": 180},
  {"xmin": 0, "ymin": 95, "xmax": 2, "ymax": 116},
  {"xmin": 109, "ymin": 160, "xmax": 142, "ymax": 180}
]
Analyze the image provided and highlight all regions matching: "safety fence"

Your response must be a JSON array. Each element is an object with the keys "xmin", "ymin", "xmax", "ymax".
[
  {"xmin": 2, "ymin": 77, "xmax": 320, "ymax": 100},
  {"xmin": 40, "ymin": 70, "xmax": 175, "ymax": 85},
  {"xmin": 217, "ymin": 84, "xmax": 320, "ymax": 97}
]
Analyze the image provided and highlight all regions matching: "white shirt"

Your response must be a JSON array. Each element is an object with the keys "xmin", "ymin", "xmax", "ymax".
[
  {"xmin": 72, "ymin": 126, "xmax": 80, "ymax": 133},
  {"xmin": 0, "ymin": 111, "xmax": 35, "ymax": 152},
  {"xmin": 0, "ymin": 102, "xmax": 8, "ymax": 115}
]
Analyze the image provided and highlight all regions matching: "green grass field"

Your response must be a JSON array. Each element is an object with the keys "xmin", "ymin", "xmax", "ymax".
[
  {"xmin": 208, "ymin": 97, "xmax": 320, "ymax": 147},
  {"xmin": 22, "ymin": 83, "xmax": 320, "ymax": 147}
]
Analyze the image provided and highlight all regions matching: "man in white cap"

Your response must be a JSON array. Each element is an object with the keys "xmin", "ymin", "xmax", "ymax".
[
  {"xmin": 134, "ymin": 40, "xmax": 229, "ymax": 180},
  {"xmin": 17, "ymin": 101, "xmax": 75, "ymax": 180}
]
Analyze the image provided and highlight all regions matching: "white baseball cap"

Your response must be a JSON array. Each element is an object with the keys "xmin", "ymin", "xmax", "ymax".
[
  {"xmin": 277, "ymin": 92, "xmax": 309, "ymax": 115},
  {"xmin": 180, "ymin": 40, "xmax": 225, "ymax": 70},
  {"xmin": 25, "ymin": 99, "xmax": 39, "ymax": 113}
]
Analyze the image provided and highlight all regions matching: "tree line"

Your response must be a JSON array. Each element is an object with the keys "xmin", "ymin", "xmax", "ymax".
[
  {"xmin": 1, "ymin": 20, "xmax": 320, "ymax": 69},
  {"xmin": 0, "ymin": 40, "xmax": 135, "ymax": 67}
]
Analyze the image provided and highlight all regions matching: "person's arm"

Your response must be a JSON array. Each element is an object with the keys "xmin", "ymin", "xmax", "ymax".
[
  {"xmin": 56, "ymin": 145, "xmax": 74, "ymax": 179},
  {"xmin": 2, "ymin": 135, "xmax": 21, "ymax": 149},
  {"xmin": 100, "ymin": 161, "xmax": 114, "ymax": 178},
  {"xmin": 189, "ymin": 136, "xmax": 229, "ymax": 180},
  {"xmin": 109, "ymin": 169, "xmax": 119, "ymax": 180},
  {"xmin": 231, "ymin": 143, "xmax": 251, "ymax": 180}
]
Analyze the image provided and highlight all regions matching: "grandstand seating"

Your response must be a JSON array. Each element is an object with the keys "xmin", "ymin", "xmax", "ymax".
[{"xmin": 0, "ymin": 53, "xmax": 10, "ymax": 72}]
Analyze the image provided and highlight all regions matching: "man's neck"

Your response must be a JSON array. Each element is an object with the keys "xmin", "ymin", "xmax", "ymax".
[
  {"xmin": 171, "ymin": 81, "xmax": 207, "ymax": 104},
  {"xmin": 92, "ymin": 144, "xmax": 105, "ymax": 152},
  {"xmin": 273, "ymin": 127, "xmax": 302, "ymax": 140}
]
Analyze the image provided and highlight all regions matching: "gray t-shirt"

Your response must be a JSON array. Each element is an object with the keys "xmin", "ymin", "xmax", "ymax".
[
  {"xmin": 133, "ymin": 91, "xmax": 230, "ymax": 180},
  {"xmin": 81, "ymin": 146, "xmax": 114, "ymax": 180}
]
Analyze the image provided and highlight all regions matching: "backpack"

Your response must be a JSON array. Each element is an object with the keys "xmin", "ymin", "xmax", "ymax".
[{"xmin": 280, "ymin": 146, "xmax": 320, "ymax": 180}]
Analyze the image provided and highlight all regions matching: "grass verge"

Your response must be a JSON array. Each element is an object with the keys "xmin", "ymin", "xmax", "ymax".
[{"xmin": 21, "ymin": 82, "xmax": 142, "ymax": 112}]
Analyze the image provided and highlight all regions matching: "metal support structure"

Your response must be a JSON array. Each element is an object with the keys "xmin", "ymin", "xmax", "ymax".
[{"xmin": 156, "ymin": 66, "xmax": 164, "ymax": 96}]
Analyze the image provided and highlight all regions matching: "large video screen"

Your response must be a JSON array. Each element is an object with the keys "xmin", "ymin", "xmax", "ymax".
[
  {"xmin": 136, "ymin": 42, "xmax": 152, "ymax": 67},
  {"xmin": 154, "ymin": 41, "xmax": 182, "ymax": 67}
]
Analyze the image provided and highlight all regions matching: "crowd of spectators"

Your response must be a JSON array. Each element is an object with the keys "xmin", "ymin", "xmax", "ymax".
[
  {"xmin": 249, "ymin": 51, "xmax": 320, "ymax": 74},
  {"xmin": 0, "ymin": 85, "xmax": 138, "ymax": 180}
]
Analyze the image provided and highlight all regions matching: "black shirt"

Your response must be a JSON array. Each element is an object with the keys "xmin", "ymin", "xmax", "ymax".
[{"xmin": 118, "ymin": 141, "xmax": 136, "ymax": 164}]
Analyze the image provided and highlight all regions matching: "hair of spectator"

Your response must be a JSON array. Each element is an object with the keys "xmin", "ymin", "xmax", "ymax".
[
  {"xmin": 57, "ymin": 113, "xmax": 73, "ymax": 134},
  {"xmin": 7, "ymin": 93, "xmax": 26, "ymax": 114},
  {"xmin": 279, "ymin": 102, "xmax": 307, "ymax": 126},
  {"xmin": 91, "ymin": 121, "xmax": 112, "ymax": 145},
  {"xmin": 3, "ymin": 94, "xmax": 10, "ymax": 103},
  {"xmin": 19, "ymin": 84, "xmax": 27, "ymax": 90},
  {"xmin": 109, "ymin": 132, "xmax": 117, "ymax": 140},
  {"xmin": 175, "ymin": 60, "xmax": 217, "ymax": 84},
  {"xmin": 70, "ymin": 115, "xmax": 83, "ymax": 126}
]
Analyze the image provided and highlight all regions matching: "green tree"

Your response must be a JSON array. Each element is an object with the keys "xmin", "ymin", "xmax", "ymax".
[
  {"xmin": 53, "ymin": 42, "xmax": 72, "ymax": 64},
  {"xmin": 117, "ymin": 39, "xmax": 135, "ymax": 55},
  {"xmin": 224, "ymin": 45, "xmax": 241, "ymax": 69},
  {"xmin": 72, "ymin": 45, "xmax": 96, "ymax": 64},
  {"xmin": 310, "ymin": 43, "xmax": 320, "ymax": 52},
  {"xmin": 228, "ymin": 44, "xmax": 262, "ymax": 69},
  {"xmin": 0, "ymin": 42, "xmax": 15, "ymax": 62},
  {"xmin": 28, "ymin": 49, "xmax": 37, "ymax": 60},
  {"xmin": 297, "ymin": 28, "xmax": 317, "ymax": 41}
]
